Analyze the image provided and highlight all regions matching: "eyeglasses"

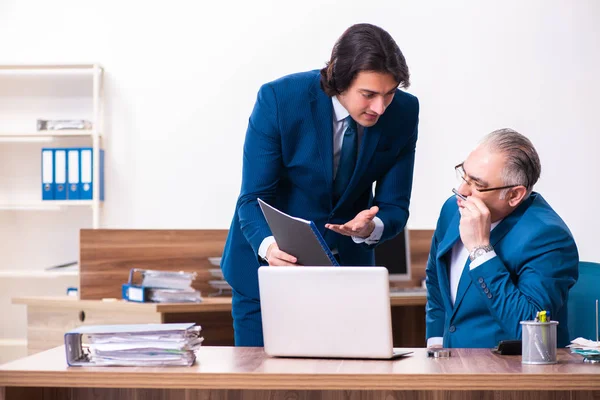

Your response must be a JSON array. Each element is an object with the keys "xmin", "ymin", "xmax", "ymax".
[{"xmin": 454, "ymin": 163, "xmax": 525, "ymax": 193}]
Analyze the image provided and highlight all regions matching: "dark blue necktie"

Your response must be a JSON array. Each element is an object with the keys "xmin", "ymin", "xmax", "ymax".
[{"xmin": 333, "ymin": 116, "xmax": 358, "ymax": 202}]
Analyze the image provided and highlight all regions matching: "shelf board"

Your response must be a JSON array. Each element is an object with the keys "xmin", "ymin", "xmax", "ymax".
[
  {"xmin": 0, "ymin": 200, "xmax": 98, "ymax": 210},
  {"xmin": 0, "ymin": 64, "xmax": 103, "ymax": 72},
  {"xmin": 0, "ymin": 130, "xmax": 100, "ymax": 140},
  {"xmin": 0, "ymin": 270, "xmax": 78, "ymax": 278}
]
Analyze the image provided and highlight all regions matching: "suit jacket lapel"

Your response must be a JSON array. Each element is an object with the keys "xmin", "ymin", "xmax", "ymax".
[
  {"xmin": 436, "ymin": 212, "xmax": 461, "ymax": 259},
  {"xmin": 436, "ymin": 212, "xmax": 461, "ymax": 310},
  {"xmin": 309, "ymin": 77, "xmax": 334, "ymax": 201},
  {"xmin": 451, "ymin": 258, "xmax": 472, "ymax": 317}
]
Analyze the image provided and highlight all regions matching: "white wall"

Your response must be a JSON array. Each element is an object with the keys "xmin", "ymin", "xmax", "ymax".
[{"xmin": 0, "ymin": 0, "xmax": 598, "ymax": 264}]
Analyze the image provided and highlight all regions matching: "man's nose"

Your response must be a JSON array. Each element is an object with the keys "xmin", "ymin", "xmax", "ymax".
[
  {"xmin": 458, "ymin": 181, "xmax": 472, "ymax": 197},
  {"xmin": 370, "ymin": 97, "xmax": 385, "ymax": 115}
]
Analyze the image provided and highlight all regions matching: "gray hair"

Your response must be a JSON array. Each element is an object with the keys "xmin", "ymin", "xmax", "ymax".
[{"xmin": 480, "ymin": 128, "xmax": 541, "ymax": 199}]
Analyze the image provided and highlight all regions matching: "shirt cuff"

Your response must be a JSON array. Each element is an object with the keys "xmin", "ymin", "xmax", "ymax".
[
  {"xmin": 258, "ymin": 236, "xmax": 276, "ymax": 261},
  {"xmin": 427, "ymin": 337, "xmax": 443, "ymax": 348},
  {"xmin": 469, "ymin": 251, "xmax": 497, "ymax": 270},
  {"xmin": 352, "ymin": 217, "xmax": 384, "ymax": 245}
]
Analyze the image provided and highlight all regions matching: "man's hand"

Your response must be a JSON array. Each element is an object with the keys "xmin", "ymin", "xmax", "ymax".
[
  {"xmin": 266, "ymin": 243, "xmax": 299, "ymax": 266},
  {"xmin": 458, "ymin": 196, "xmax": 491, "ymax": 252},
  {"xmin": 325, "ymin": 206, "xmax": 379, "ymax": 238}
]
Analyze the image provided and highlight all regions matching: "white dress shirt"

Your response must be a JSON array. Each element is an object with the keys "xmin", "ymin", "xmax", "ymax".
[
  {"xmin": 258, "ymin": 96, "xmax": 384, "ymax": 260},
  {"xmin": 427, "ymin": 220, "xmax": 500, "ymax": 347}
]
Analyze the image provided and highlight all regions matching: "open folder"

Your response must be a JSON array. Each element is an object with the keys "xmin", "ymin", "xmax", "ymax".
[{"xmin": 258, "ymin": 198, "xmax": 339, "ymax": 266}]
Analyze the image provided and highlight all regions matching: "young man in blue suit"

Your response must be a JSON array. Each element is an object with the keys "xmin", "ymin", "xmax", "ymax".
[
  {"xmin": 221, "ymin": 23, "xmax": 419, "ymax": 346},
  {"xmin": 426, "ymin": 129, "xmax": 578, "ymax": 348}
]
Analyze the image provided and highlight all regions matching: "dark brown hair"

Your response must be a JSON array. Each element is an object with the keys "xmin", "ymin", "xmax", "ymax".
[{"xmin": 320, "ymin": 23, "xmax": 410, "ymax": 96}]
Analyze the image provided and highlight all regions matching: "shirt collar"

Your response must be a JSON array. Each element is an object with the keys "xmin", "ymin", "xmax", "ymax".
[{"xmin": 331, "ymin": 95, "xmax": 349, "ymax": 123}]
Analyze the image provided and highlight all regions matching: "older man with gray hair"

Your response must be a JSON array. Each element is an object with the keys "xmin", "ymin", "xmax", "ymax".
[{"xmin": 425, "ymin": 128, "xmax": 578, "ymax": 348}]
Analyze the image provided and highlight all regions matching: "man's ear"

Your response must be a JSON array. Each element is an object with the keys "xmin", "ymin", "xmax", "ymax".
[{"xmin": 508, "ymin": 186, "xmax": 527, "ymax": 207}]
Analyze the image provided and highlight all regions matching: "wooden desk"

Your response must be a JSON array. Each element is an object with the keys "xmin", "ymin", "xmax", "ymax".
[
  {"xmin": 1, "ymin": 346, "xmax": 598, "ymax": 400},
  {"xmin": 13, "ymin": 294, "xmax": 427, "ymax": 354}
]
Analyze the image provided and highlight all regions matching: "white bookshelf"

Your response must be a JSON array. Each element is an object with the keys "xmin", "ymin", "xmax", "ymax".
[
  {"xmin": 0, "ymin": 64, "xmax": 102, "ymax": 350},
  {"xmin": 0, "ymin": 64, "xmax": 105, "ymax": 228}
]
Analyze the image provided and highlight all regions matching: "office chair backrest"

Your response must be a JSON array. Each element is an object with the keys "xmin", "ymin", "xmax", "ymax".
[{"xmin": 567, "ymin": 261, "xmax": 600, "ymax": 341}]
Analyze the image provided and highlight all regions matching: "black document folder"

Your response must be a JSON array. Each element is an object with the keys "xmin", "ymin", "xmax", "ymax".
[{"xmin": 258, "ymin": 198, "xmax": 339, "ymax": 266}]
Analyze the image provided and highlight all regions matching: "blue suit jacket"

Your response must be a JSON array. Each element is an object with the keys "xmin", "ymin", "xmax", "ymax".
[
  {"xmin": 221, "ymin": 70, "xmax": 419, "ymax": 300},
  {"xmin": 425, "ymin": 193, "xmax": 579, "ymax": 348}
]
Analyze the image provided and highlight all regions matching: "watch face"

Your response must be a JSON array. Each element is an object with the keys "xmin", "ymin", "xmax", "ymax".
[{"xmin": 475, "ymin": 248, "xmax": 486, "ymax": 257}]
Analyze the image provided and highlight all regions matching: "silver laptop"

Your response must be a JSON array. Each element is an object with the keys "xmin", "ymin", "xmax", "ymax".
[{"xmin": 258, "ymin": 266, "xmax": 412, "ymax": 359}]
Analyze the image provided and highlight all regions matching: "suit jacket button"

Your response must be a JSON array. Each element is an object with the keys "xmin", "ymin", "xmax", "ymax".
[
  {"xmin": 449, "ymin": 325, "xmax": 456, "ymax": 333},
  {"xmin": 487, "ymin": 293, "xmax": 493, "ymax": 299},
  {"xmin": 480, "ymin": 282, "xmax": 487, "ymax": 289},
  {"xmin": 484, "ymin": 288, "xmax": 490, "ymax": 294},
  {"xmin": 478, "ymin": 277, "xmax": 484, "ymax": 283}
]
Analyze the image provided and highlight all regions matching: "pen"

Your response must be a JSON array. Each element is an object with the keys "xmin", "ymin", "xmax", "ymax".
[
  {"xmin": 452, "ymin": 188, "xmax": 467, "ymax": 201},
  {"xmin": 533, "ymin": 331, "xmax": 551, "ymax": 362}
]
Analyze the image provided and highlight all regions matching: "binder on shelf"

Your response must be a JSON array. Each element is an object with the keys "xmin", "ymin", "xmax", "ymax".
[
  {"xmin": 79, "ymin": 147, "xmax": 105, "ymax": 201},
  {"xmin": 67, "ymin": 148, "xmax": 80, "ymax": 200},
  {"xmin": 41, "ymin": 148, "xmax": 54, "ymax": 200},
  {"xmin": 54, "ymin": 148, "xmax": 67, "ymax": 200},
  {"xmin": 67, "ymin": 149, "xmax": 81, "ymax": 200},
  {"xmin": 257, "ymin": 198, "xmax": 339, "ymax": 266}
]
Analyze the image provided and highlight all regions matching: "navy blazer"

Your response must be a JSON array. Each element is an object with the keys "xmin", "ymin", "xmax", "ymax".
[
  {"xmin": 221, "ymin": 70, "xmax": 419, "ymax": 300},
  {"xmin": 425, "ymin": 193, "xmax": 579, "ymax": 348}
]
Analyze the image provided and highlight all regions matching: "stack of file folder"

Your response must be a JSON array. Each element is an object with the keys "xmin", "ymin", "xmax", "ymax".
[
  {"xmin": 41, "ymin": 147, "xmax": 105, "ymax": 201},
  {"xmin": 122, "ymin": 268, "xmax": 202, "ymax": 303},
  {"xmin": 65, "ymin": 323, "xmax": 203, "ymax": 366},
  {"xmin": 568, "ymin": 337, "xmax": 600, "ymax": 363}
]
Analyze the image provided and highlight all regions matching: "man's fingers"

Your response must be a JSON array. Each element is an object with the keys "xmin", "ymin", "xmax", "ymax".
[
  {"xmin": 467, "ymin": 196, "xmax": 490, "ymax": 216},
  {"xmin": 268, "ymin": 253, "xmax": 298, "ymax": 266},
  {"xmin": 326, "ymin": 223, "xmax": 351, "ymax": 234},
  {"xmin": 272, "ymin": 249, "xmax": 297, "ymax": 264},
  {"xmin": 359, "ymin": 206, "xmax": 379, "ymax": 220},
  {"xmin": 461, "ymin": 200, "xmax": 480, "ymax": 216},
  {"xmin": 269, "ymin": 257, "xmax": 299, "ymax": 266}
]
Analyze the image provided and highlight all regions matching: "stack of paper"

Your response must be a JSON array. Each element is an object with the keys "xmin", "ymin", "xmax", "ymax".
[
  {"xmin": 147, "ymin": 288, "xmax": 202, "ymax": 303},
  {"xmin": 65, "ymin": 323, "xmax": 203, "ymax": 366},
  {"xmin": 568, "ymin": 337, "xmax": 600, "ymax": 361},
  {"xmin": 122, "ymin": 269, "xmax": 202, "ymax": 303},
  {"xmin": 140, "ymin": 269, "xmax": 197, "ymax": 289}
]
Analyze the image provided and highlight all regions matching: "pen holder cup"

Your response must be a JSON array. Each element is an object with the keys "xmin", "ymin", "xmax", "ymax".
[{"xmin": 520, "ymin": 320, "xmax": 558, "ymax": 364}]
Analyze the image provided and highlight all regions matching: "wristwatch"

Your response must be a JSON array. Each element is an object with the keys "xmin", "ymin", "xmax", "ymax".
[{"xmin": 469, "ymin": 244, "xmax": 494, "ymax": 261}]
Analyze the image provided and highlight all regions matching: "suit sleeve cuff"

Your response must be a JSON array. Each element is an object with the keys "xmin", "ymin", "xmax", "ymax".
[
  {"xmin": 469, "ymin": 251, "xmax": 497, "ymax": 270},
  {"xmin": 352, "ymin": 217, "xmax": 384, "ymax": 245},
  {"xmin": 258, "ymin": 236, "xmax": 276, "ymax": 261},
  {"xmin": 427, "ymin": 337, "xmax": 443, "ymax": 348}
]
